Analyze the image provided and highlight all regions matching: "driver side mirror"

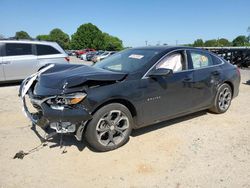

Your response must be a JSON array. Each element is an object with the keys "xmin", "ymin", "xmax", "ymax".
[{"xmin": 148, "ymin": 68, "xmax": 173, "ymax": 78}]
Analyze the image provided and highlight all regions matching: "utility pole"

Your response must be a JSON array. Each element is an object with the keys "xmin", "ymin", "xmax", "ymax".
[
  {"xmin": 145, "ymin": 40, "xmax": 148, "ymax": 46},
  {"xmin": 175, "ymin": 40, "xmax": 178, "ymax": 46}
]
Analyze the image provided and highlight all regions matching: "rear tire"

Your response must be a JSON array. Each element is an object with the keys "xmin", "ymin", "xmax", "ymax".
[
  {"xmin": 209, "ymin": 83, "xmax": 232, "ymax": 114},
  {"xmin": 85, "ymin": 103, "xmax": 133, "ymax": 152}
]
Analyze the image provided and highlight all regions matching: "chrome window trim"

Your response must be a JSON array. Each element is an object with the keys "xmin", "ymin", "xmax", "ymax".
[{"xmin": 142, "ymin": 48, "xmax": 224, "ymax": 79}]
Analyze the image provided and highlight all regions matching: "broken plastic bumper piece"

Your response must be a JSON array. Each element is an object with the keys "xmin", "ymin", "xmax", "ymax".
[{"xmin": 20, "ymin": 64, "xmax": 92, "ymax": 136}]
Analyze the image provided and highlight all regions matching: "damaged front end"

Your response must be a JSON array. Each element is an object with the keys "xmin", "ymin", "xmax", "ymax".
[
  {"xmin": 20, "ymin": 63, "xmax": 127, "ymax": 141},
  {"xmin": 19, "ymin": 64, "xmax": 93, "ymax": 141}
]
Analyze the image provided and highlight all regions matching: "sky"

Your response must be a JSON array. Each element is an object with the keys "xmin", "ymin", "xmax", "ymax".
[{"xmin": 0, "ymin": 0, "xmax": 250, "ymax": 47}]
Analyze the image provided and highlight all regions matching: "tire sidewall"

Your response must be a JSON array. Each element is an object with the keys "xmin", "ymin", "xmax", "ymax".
[
  {"xmin": 214, "ymin": 83, "xmax": 232, "ymax": 113},
  {"xmin": 85, "ymin": 103, "xmax": 133, "ymax": 152}
]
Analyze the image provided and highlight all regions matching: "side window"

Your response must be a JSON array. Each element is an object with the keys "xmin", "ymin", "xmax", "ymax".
[
  {"xmin": 156, "ymin": 51, "xmax": 186, "ymax": 72},
  {"xmin": 6, "ymin": 43, "xmax": 32, "ymax": 56},
  {"xmin": 212, "ymin": 55, "xmax": 223, "ymax": 65},
  {"xmin": 190, "ymin": 51, "xmax": 213, "ymax": 69},
  {"xmin": 36, "ymin": 44, "xmax": 60, "ymax": 55}
]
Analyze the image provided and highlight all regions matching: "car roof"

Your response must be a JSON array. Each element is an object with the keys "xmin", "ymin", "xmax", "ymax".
[
  {"xmin": 0, "ymin": 39, "xmax": 67, "ymax": 55},
  {"xmin": 0, "ymin": 39, "xmax": 58, "ymax": 45},
  {"xmin": 132, "ymin": 46, "xmax": 199, "ymax": 51}
]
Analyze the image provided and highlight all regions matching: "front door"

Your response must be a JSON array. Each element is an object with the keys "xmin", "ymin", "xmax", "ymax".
[{"xmin": 140, "ymin": 50, "xmax": 194, "ymax": 126}]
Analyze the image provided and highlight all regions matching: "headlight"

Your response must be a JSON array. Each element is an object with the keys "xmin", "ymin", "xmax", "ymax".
[{"xmin": 47, "ymin": 92, "xmax": 87, "ymax": 105}]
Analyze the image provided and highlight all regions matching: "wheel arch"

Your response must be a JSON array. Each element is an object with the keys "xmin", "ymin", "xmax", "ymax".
[
  {"xmin": 223, "ymin": 81, "xmax": 234, "ymax": 97},
  {"xmin": 91, "ymin": 98, "xmax": 137, "ymax": 118}
]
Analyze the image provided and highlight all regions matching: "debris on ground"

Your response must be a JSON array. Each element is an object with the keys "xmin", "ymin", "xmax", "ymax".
[{"xmin": 13, "ymin": 150, "xmax": 28, "ymax": 159}]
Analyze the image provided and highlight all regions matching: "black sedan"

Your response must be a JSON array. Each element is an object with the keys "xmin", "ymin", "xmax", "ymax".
[{"xmin": 19, "ymin": 46, "xmax": 240, "ymax": 151}]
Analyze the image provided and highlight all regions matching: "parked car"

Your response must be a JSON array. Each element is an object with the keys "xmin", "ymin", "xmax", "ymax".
[
  {"xmin": 92, "ymin": 51, "xmax": 116, "ymax": 63},
  {"xmin": 80, "ymin": 53, "xmax": 87, "ymax": 61},
  {"xmin": 20, "ymin": 46, "xmax": 240, "ymax": 152},
  {"xmin": 75, "ymin": 48, "xmax": 95, "ymax": 58},
  {"xmin": 0, "ymin": 40, "xmax": 69, "ymax": 82},
  {"xmin": 65, "ymin": 50, "xmax": 76, "ymax": 56},
  {"xmin": 86, "ymin": 51, "xmax": 104, "ymax": 61},
  {"xmin": 91, "ymin": 51, "xmax": 104, "ymax": 62}
]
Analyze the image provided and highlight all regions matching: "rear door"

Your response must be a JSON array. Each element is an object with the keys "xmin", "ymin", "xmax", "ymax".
[
  {"xmin": 0, "ymin": 43, "xmax": 4, "ymax": 81},
  {"xmin": 187, "ymin": 50, "xmax": 223, "ymax": 109},
  {"xmin": 2, "ymin": 43, "xmax": 38, "ymax": 80}
]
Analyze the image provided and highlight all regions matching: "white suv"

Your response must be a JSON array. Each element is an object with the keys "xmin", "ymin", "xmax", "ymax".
[{"xmin": 0, "ymin": 40, "xmax": 69, "ymax": 82}]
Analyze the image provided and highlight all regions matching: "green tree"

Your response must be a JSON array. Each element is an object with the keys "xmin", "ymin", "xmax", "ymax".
[
  {"xmin": 247, "ymin": 27, "xmax": 250, "ymax": 42},
  {"xmin": 217, "ymin": 38, "xmax": 231, "ymax": 46},
  {"xmin": 15, "ymin": 31, "xmax": 31, "ymax": 39},
  {"xmin": 71, "ymin": 23, "xmax": 105, "ymax": 50},
  {"xmin": 232, "ymin": 35, "xmax": 249, "ymax": 46},
  {"xmin": 36, "ymin": 34, "xmax": 50, "ymax": 41},
  {"xmin": 49, "ymin": 28, "xmax": 70, "ymax": 49},
  {"xmin": 204, "ymin": 39, "xmax": 218, "ymax": 47},
  {"xmin": 193, "ymin": 39, "xmax": 204, "ymax": 47},
  {"xmin": 102, "ymin": 33, "xmax": 123, "ymax": 51}
]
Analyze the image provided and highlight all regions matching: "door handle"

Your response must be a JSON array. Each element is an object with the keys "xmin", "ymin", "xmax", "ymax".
[{"xmin": 1, "ymin": 61, "xmax": 11, "ymax": 65}]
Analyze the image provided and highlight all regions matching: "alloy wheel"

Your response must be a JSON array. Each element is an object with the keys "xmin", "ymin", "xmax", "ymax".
[
  {"xmin": 218, "ymin": 87, "xmax": 232, "ymax": 111},
  {"xmin": 96, "ymin": 110, "xmax": 130, "ymax": 146}
]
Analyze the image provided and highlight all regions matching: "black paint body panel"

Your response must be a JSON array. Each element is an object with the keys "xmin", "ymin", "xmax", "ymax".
[{"xmin": 31, "ymin": 47, "xmax": 241, "ymax": 128}]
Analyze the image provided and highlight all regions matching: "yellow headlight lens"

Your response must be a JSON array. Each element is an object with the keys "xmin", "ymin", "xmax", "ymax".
[
  {"xmin": 69, "ymin": 97, "xmax": 85, "ymax": 104},
  {"xmin": 67, "ymin": 93, "xmax": 87, "ymax": 105}
]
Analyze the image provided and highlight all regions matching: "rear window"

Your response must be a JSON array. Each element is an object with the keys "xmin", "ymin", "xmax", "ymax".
[
  {"xmin": 36, "ymin": 44, "xmax": 60, "ymax": 55},
  {"xmin": 6, "ymin": 43, "xmax": 32, "ymax": 56},
  {"xmin": 212, "ymin": 55, "xmax": 223, "ymax": 65}
]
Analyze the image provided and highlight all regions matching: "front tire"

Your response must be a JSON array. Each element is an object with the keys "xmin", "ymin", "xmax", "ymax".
[
  {"xmin": 209, "ymin": 83, "xmax": 232, "ymax": 114},
  {"xmin": 85, "ymin": 103, "xmax": 133, "ymax": 152}
]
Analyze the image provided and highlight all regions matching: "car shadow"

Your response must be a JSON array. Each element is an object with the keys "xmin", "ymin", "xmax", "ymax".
[
  {"xmin": 30, "ymin": 125, "xmax": 86, "ymax": 152},
  {"xmin": 0, "ymin": 82, "xmax": 21, "ymax": 87},
  {"xmin": 48, "ymin": 135, "xmax": 86, "ymax": 152},
  {"xmin": 28, "ymin": 110, "xmax": 208, "ymax": 153},
  {"xmin": 131, "ymin": 110, "xmax": 208, "ymax": 137}
]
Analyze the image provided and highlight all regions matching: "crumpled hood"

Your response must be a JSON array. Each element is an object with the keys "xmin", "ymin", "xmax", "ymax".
[{"xmin": 37, "ymin": 64, "xmax": 127, "ymax": 89}]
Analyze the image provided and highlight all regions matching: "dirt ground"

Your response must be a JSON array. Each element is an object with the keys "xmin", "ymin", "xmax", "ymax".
[{"xmin": 0, "ymin": 66, "xmax": 249, "ymax": 188}]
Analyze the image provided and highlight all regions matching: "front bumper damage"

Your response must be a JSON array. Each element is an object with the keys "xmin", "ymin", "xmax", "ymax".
[{"xmin": 20, "ymin": 64, "xmax": 92, "ymax": 141}]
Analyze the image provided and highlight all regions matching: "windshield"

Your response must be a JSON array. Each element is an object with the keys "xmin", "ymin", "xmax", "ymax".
[{"xmin": 93, "ymin": 48, "xmax": 161, "ymax": 73}]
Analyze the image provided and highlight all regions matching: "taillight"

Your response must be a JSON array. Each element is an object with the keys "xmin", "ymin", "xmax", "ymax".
[{"xmin": 65, "ymin": 57, "xmax": 70, "ymax": 62}]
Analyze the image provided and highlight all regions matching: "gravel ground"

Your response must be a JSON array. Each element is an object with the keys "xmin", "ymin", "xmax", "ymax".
[{"xmin": 0, "ymin": 63, "xmax": 249, "ymax": 188}]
